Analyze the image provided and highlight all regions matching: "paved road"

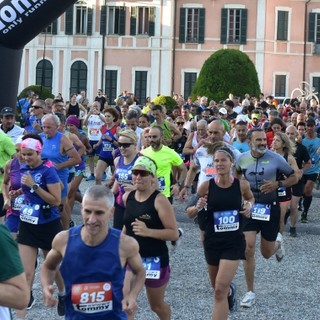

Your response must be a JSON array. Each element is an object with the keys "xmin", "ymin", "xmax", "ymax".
[{"xmin": 13, "ymin": 182, "xmax": 320, "ymax": 319}]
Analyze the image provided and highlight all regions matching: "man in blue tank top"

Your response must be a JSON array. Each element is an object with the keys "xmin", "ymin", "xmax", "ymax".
[{"xmin": 41, "ymin": 185, "xmax": 145, "ymax": 320}]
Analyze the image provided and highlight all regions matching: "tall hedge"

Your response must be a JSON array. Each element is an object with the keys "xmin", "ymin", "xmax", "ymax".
[{"xmin": 192, "ymin": 49, "xmax": 261, "ymax": 102}]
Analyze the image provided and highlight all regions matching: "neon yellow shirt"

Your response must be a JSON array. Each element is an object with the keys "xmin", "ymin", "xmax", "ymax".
[{"xmin": 141, "ymin": 145, "xmax": 183, "ymax": 197}]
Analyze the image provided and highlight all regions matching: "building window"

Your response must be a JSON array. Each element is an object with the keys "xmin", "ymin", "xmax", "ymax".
[
  {"xmin": 308, "ymin": 13, "xmax": 320, "ymax": 44},
  {"xmin": 312, "ymin": 77, "xmax": 320, "ymax": 100},
  {"xmin": 275, "ymin": 75, "xmax": 286, "ymax": 97},
  {"xmin": 277, "ymin": 10, "xmax": 289, "ymax": 41},
  {"xmin": 100, "ymin": 6, "xmax": 125, "ymax": 35},
  {"xmin": 134, "ymin": 71, "xmax": 147, "ymax": 105},
  {"xmin": 36, "ymin": 59, "xmax": 53, "ymax": 91},
  {"xmin": 105, "ymin": 70, "xmax": 118, "ymax": 105},
  {"xmin": 184, "ymin": 72, "xmax": 197, "ymax": 99},
  {"xmin": 220, "ymin": 8, "xmax": 247, "ymax": 44},
  {"xmin": 65, "ymin": 1, "xmax": 93, "ymax": 36},
  {"xmin": 179, "ymin": 8, "xmax": 205, "ymax": 44},
  {"xmin": 76, "ymin": 4, "xmax": 87, "ymax": 34},
  {"xmin": 70, "ymin": 61, "xmax": 87, "ymax": 96},
  {"xmin": 41, "ymin": 20, "xmax": 58, "ymax": 35},
  {"xmin": 130, "ymin": 7, "xmax": 155, "ymax": 36}
]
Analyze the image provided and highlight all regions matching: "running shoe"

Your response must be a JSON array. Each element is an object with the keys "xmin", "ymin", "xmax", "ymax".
[
  {"xmin": 27, "ymin": 291, "xmax": 35, "ymax": 310},
  {"xmin": 289, "ymin": 227, "xmax": 297, "ymax": 237},
  {"xmin": 240, "ymin": 291, "xmax": 256, "ymax": 308},
  {"xmin": 228, "ymin": 282, "xmax": 237, "ymax": 312},
  {"xmin": 86, "ymin": 175, "xmax": 95, "ymax": 181},
  {"xmin": 57, "ymin": 294, "xmax": 66, "ymax": 316},
  {"xmin": 275, "ymin": 232, "xmax": 285, "ymax": 262},
  {"xmin": 170, "ymin": 228, "xmax": 184, "ymax": 252},
  {"xmin": 301, "ymin": 212, "xmax": 308, "ymax": 223}
]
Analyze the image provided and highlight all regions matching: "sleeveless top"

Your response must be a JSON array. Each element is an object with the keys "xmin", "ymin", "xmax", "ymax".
[
  {"xmin": 67, "ymin": 103, "xmax": 80, "ymax": 118},
  {"xmin": 7, "ymin": 157, "xmax": 23, "ymax": 217},
  {"xmin": 60, "ymin": 226, "xmax": 126, "ymax": 319},
  {"xmin": 204, "ymin": 178, "xmax": 243, "ymax": 247},
  {"xmin": 99, "ymin": 125, "xmax": 117, "ymax": 159},
  {"xmin": 40, "ymin": 131, "xmax": 69, "ymax": 180},
  {"xmin": 115, "ymin": 153, "xmax": 140, "ymax": 207},
  {"xmin": 123, "ymin": 190, "xmax": 169, "ymax": 267}
]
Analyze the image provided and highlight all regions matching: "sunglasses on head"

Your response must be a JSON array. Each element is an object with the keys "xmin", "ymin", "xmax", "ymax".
[
  {"xmin": 118, "ymin": 142, "xmax": 133, "ymax": 148},
  {"xmin": 132, "ymin": 169, "xmax": 151, "ymax": 177},
  {"xmin": 176, "ymin": 122, "xmax": 184, "ymax": 125}
]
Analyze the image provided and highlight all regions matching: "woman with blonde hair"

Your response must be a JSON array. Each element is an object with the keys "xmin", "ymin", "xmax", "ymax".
[
  {"xmin": 272, "ymin": 132, "xmax": 300, "ymax": 235},
  {"xmin": 112, "ymin": 128, "xmax": 140, "ymax": 229}
]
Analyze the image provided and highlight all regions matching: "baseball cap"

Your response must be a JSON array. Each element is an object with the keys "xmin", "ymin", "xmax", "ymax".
[
  {"xmin": 1, "ymin": 107, "xmax": 15, "ymax": 116},
  {"xmin": 219, "ymin": 107, "xmax": 227, "ymax": 115}
]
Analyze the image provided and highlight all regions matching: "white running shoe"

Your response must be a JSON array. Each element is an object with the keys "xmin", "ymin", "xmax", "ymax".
[
  {"xmin": 275, "ymin": 232, "xmax": 285, "ymax": 262},
  {"xmin": 240, "ymin": 291, "xmax": 256, "ymax": 308}
]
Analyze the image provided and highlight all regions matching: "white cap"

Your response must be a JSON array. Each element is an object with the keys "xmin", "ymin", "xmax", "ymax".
[{"xmin": 219, "ymin": 107, "xmax": 227, "ymax": 115}]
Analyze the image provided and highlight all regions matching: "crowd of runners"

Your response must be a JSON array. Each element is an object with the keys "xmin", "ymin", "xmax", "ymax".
[{"xmin": 0, "ymin": 90, "xmax": 319, "ymax": 320}]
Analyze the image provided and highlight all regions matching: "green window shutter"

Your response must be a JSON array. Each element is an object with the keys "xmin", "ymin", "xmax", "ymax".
[
  {"xmin": 308, "ymin": 12, "xmax": 316, "ymax": 42},
  {"xmin": 52, "ymin": 19, "xmax": 58, "ymax": 35},
  {"xmin": 240, "ymin": 9, "xmax": 247, "ymax": 44},
  {"xmin": 179, "ymin": 8, "xmax": 186, "ymax": 43},
  {"xmin": 149, "ymin": 7, "xmax": 155, "ymax": 36},
  {"xmin": 87, "ymin": 7, "xmax": 93, "ymax": 35},
  {"xmin": 100, "ymin": 5, "xmax": 107, "ymax": 35},
  {"xmin": 277, "ymin": 11, "xmax": 288, "ymax": 41},
  {"xmin": 198, "ymin": 8, "xmax": 205, "ymax": 43},
  {"xmin": 130, "ymin": 7, "xmax": 137, "ymax": 35},
  {"xmin": 119, "ymin": 7, "xmax": 126, "ymax": 35},
  {"xmin": 220, "ymin": 8, "xmax": 228, "ymax": 44},
  {"xmin": 65, "ymin": 5, "xmax": 74, "ymax": 35}
]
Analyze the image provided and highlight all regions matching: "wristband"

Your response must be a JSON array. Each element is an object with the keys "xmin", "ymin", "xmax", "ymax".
[{"xmin": 243, "ymin": 200, "xmax": 252, "ymax": 209}]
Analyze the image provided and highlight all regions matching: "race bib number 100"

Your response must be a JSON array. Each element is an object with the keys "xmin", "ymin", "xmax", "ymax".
[
  {"xmin": 213, "ymin": 210, "xmax": 239, "ymax": 232},
  {"xmin": 251, "ymin": 203, "xmax": 271, "ymax": 221},
  {"xmin": 71, "ymin": 282, "xmax": 113, "ymax": 314}
]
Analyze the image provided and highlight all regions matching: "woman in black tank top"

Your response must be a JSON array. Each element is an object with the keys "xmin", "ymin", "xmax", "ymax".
[
  {"xmin": 190, "ymin": 147, "xmax": 254, "ymax": 319},
  {"xmin": 122, "ymin": 156, "xmax": 179, "ymax": 320}
]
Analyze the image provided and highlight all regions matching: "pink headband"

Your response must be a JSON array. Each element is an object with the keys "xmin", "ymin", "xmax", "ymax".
[
  {"xmin": 21, "ymin": 138, "xmax": 42, "ymax": 152},
  {"xmin": 66, "ymin": 116, "xmax": 80, "ymax": 128}
]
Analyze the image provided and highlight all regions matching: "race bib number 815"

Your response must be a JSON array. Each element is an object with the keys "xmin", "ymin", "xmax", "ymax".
[{"xmin": 71, "ymin": 282, "xmax": 113, "ymax": 314}]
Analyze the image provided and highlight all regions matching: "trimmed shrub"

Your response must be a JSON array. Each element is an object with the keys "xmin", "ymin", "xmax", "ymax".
[
  {"xmin": 192, "ymin": 49, "xmax": 261, "ymax": 102},
  {"xmin": 18, "ymin": 85, "xmax": 54, "ymax": 100}
]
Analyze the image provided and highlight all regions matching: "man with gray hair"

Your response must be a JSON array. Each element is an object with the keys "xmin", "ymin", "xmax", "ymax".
[{"xmin": 41, "ymin": 185, "xmax": 146, "ymax": 319}]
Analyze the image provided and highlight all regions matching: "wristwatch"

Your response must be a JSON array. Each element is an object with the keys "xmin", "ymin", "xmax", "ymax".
[{"xmin": 30, "ymin": 183, "xmax": 40, "ymax": 193}]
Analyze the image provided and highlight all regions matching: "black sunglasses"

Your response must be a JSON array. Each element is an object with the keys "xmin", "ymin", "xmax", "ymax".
[
  {"xmin": 176, "ymin": 122, "xmax": 184, "ymax": 125},
  {"xmin": 32, "ymin": 106, "xmax": 42, "ymax": 109},
  {"xmin": 118, "ymin": 142, "xmax": 133, "ymax": 148},
  {"xmin": 132, "ymin": 169, "xmax": 151, "ymax": 177}
]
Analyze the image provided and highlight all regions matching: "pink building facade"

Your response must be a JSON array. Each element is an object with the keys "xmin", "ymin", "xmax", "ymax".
[{"xmin": 19, "ymin": 0, "xmax": 320, "ymax": 105}]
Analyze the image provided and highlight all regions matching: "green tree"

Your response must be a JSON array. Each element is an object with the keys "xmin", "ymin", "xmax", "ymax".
[
  {"xmin": 18, "ymin": 85, "xmax": 54, "ymax": 100},
  {"xmin": 192, "ymin": 49, "xmax": 261, "ymax": 102}
]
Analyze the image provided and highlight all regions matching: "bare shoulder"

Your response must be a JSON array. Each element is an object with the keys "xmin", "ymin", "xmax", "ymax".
[
  {"xmin": 52, "ymin": 229, "xmax": 69, "ymax": 256},
  {"xmin": 119, "ymin": 232, "xmax": 139, "ymax": 259},
  {"xmin": 239, "ymin": 178, "xmax": 250, "ymax": 190}
]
